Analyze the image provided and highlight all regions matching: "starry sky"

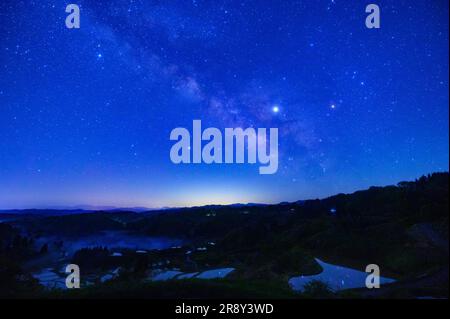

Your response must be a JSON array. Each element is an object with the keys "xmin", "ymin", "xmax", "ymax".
[{"xmin": 0, "ymin": 0, "xmax": 448, "ymax": 209}]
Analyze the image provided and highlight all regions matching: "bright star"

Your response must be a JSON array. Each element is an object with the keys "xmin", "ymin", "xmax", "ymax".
[
  {"xmin": 272, "ymin": 105, "xmax": 280, "ymax": 113},
  {"xmin": 330, "ymin": 104, "xmax": 336, "ymax": 109}
]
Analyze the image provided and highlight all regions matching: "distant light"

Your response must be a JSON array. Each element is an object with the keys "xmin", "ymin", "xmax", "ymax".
[
  {"xmin": 330, "ymin": 104, "xmax": 336, "ymax": 109},
  {"xmin": 97, "ymin": 53, "xmax": 103, "ymax": 58},
  {"xmin": 330, "ymin": 208, "xmax": 337, "ymax": 214},
  {"xmin": 272, "ymin": 105, "xmax": 280, "ymax": 113}
]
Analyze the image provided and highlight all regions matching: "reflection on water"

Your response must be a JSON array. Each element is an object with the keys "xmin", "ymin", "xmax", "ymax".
[
  {"xmin": 289, "ymin": 258, "xmax": 395, "ymax": 292},
  {"xmin": 37, "ymin": 231, "xmax": 183, "ymax": 254},
  {"xmin": 177, "ymin": 272, "xmax": 199, "ymax": 279},
  {"xmin": 100, "ymin": 268, "xmax": 121, "ymax": 283},
  {"xmin": 196, "ymin": 268, "xmax": 235, "ymax": 279},
  {"xmin": 151, "ymin": 268, "xmax": 235, "ymax": 281},
  {"xmin": 152, "ymin": 270, "xmax": 184, "ymax": 281},
  {"xmin": 33, "ymin": 268, "xmax": 66, "ymax": 289},
  {"xmin": 31, "ymin": 232, "xmax": 184, "ymax": 288}
]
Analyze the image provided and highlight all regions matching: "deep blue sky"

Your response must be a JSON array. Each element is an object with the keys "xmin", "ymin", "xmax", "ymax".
[{"xmin": 0, "ymin": 0, "xmax": 448, "ymax": 209}]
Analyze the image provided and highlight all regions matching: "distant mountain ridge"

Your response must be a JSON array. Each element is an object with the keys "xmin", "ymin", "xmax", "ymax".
[
  {"xmin": 0, "ymin": 203, "xmax": 269, "ymax": 214},
  {"xmin": 1, "ymin": 171, "xmax": 448, "ymax": 215}
]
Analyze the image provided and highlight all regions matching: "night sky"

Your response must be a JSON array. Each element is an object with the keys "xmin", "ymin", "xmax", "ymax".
[{"xmin": 0, "ymin": 0, "xmax": 448, "ymax": 209}]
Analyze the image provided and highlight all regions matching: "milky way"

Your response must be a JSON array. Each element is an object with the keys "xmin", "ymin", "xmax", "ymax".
[{"xmin": 0, "ymin": 0, "xmax": 448, "ymax": 208}]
